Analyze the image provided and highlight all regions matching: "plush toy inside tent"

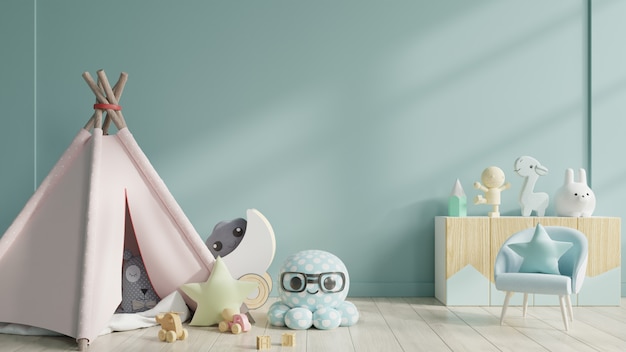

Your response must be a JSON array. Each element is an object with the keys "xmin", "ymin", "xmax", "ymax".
[{"xmin": 0, "ymin": 70, "xmax": 275, "ymax": 350}]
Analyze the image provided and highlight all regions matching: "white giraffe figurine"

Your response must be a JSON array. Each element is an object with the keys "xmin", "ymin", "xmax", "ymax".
[{"xmin": 513, "ymin": 156, "xmax": 549, "ymax": 216}]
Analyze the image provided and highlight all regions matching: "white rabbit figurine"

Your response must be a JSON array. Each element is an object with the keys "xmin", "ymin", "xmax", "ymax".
[{"xmin": 554, "ymin": 168, "xmax": 596, "ymax": 217}]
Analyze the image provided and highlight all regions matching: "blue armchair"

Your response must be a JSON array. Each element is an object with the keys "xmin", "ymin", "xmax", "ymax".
[{"xmin": 494, "ymin": 225, "xmax": 588, "ymax": 331}]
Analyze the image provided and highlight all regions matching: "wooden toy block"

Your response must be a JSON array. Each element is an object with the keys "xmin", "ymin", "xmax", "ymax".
[
  {"xmin": 256, "ymin": 335, "xmax": 271, "ymax": 350},
  {"xmin": 282, "ymin": 333, "xmax": 296, "ymax": 347},
  {"xmin": 448, "ymin": 179, "xmax": 467, "ymax": 217}
]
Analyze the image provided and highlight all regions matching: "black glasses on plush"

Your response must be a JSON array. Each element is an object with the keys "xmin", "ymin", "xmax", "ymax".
[{"xmin": 281, "ymin": 272, "xmax": 346, "ymax": 293}]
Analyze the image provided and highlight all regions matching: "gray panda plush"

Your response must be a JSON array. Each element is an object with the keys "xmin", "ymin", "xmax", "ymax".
[{"xmin": 120, "ymin": 250, "xmax": 160, "ymax": 313}]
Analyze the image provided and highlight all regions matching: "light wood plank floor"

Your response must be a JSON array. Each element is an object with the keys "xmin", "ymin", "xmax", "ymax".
[{"xmin": 2, "ymin": 297, "xmax": 626, "ymax": 351}]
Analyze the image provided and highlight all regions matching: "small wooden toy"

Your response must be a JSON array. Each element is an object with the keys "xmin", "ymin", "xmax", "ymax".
[
  {"xmin": 282, "ymin": 332, "xmax": 296, "ymax": 347},
  {"xmin": 218, "ymin": 308, "xmax": 251, "ymax": 334},
  {"xmin": 514, "ymin": 156, "xmax": 549, "ymax": 216},
  {"xmin": 256, "ymin": 335, "xmax": 271, "ymax": 350},
  {"xmin": 474, "ymin": 166, "xmax": 510, "ymax": 217},
  {"xmin": 156, "ymin": 312, "xmax": 188, "ymax": 343}
]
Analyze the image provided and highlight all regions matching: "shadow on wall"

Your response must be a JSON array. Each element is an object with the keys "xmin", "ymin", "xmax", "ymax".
[{"xmin": 149, "ymin": 0, "xmax": 588, "ymax": 232}]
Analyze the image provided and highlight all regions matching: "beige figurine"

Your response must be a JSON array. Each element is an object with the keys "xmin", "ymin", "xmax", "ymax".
[{"xmin": 474, "ymin": 166, "xmax": 510, "ymax": 217}]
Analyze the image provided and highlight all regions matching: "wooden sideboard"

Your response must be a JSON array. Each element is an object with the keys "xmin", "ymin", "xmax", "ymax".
[{"xmin": 435, "ymin": 216, "xmax": 621, "ymax": 306}]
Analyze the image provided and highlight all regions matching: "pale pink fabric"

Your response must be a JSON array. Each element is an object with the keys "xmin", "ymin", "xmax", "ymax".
[{"xmin": 0, "ymin": 126, "xmax": 215, "ymax": 344}]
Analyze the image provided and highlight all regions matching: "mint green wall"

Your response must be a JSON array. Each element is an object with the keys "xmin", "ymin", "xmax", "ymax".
[
  {"xmin": 0, "ymin": 0, "xmax": 35, "ymax": 230},
  {"xmin": 1, "ymin": 0, "xmax": 623, "ymax": 296},
  {"xmin": 591, "ymin": 0, "xmax": 626, "ymax": 295}
]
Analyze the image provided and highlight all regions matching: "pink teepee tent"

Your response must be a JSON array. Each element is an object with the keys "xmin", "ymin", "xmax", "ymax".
[{"xmin": 0, "ymin": 71, "xmax": 215, "ymax": 348}]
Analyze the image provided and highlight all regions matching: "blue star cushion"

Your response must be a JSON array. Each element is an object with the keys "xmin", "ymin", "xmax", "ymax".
[{"xmin": 508, "ymin": 224, "xmax": 573, "ymax": 275}]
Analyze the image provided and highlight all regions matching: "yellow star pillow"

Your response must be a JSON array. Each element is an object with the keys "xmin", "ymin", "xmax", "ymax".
[
  {"xmin": 508, "ymin": 224, "xmax": 573, "ymax": 275},
  {"xmin": 180, "ymin": 256, "xmax": 258, "ymax": 326}
]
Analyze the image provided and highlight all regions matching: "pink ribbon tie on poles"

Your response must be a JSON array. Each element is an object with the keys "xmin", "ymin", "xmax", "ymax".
[{"xmin": 93, "ymin": 103, "xmax": 122, "ymax": 111}]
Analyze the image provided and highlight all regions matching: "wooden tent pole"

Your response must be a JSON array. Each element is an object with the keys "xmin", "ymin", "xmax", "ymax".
[
  {"xmin": 82, "ymin": 71, "xmax": 128, "ymax": 131},
  {"xmin": 102, "ymin": 73, "xmax": 128, "ymax": 133},
  {"xmin": 96, "ymin": 70, "xmax": 127, "ymax": 129}
]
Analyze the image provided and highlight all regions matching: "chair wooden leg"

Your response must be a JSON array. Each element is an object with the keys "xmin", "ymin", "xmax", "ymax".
[
  {"xmin": 565, "ymin": 295, "xmax": 573, "ymax": 322},
  {"xmin": 500, "ymin": 291, "xmax": 514, "ymax": 325},
  {"xmin": 558, "ymin": 295, "xmax": 570, "ymax": 331},
  {"xmin": 522, "ymin": 293, "xmax": 529, "ymax": 318}
]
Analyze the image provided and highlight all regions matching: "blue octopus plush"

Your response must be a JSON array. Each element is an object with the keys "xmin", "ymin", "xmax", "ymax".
[{"xmin": 268, "ymin": 250, "xmax": 359, "ymax": 329}]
